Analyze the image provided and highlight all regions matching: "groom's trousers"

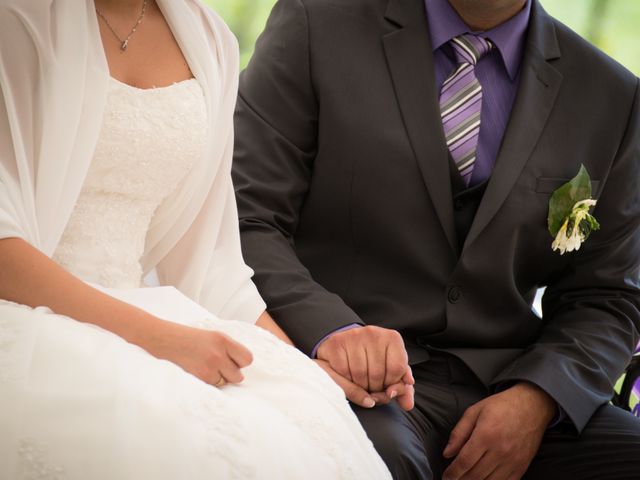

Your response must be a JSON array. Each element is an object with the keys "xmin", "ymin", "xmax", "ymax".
[{"xmin": 352, "ymin": 351, "xmax": 640, "ymax": 480}]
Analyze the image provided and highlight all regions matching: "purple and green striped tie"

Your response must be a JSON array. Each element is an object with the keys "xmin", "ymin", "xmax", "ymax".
[{"xmin": 439, "ymin": 34, "xmax": 493, "ymax": 186}]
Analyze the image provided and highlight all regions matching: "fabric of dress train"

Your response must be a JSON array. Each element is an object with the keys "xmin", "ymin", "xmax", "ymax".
[{"xmin": 0, "ymin": 286, "xmax": 390, "ymax": 479}]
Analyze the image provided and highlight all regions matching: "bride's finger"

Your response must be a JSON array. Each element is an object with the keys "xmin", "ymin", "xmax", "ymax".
[
  {"xmin": 212, "ymin": 375, "xmax": 227, "ymax": 388},
  {"xmin": 217, "ymin": 355, "xmax": 245, "ymax": 384},
  {"xmin": 384, "ymin": 381, "xmax": 406, "ymax": 399},
  {"xmin": 225, "ymin": 336, "xmax": 254, "ymax": 368},
  {"xmin": 369, "ymin": 381, "xmax": 407, "ymax": 405},
  {"xmin": 371, "ymin": 382, "xmax": 415, "ymax": 410},
  {"xmin": 315, "ymin": 360, "xmax": 376, "ymax": 409},
  {"xmin": 369, "ymin": 391, "xmax": 392, "ymax": 405}
]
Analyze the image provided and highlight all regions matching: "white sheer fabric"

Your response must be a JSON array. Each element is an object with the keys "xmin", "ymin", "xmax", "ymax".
[{"xmin": 0, "ymin": 0, "xmax": 264, "ymax": 321}]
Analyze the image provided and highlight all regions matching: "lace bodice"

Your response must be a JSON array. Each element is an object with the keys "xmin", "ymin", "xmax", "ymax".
[{"xmin": 53, "ymin": 78, "xmax": 207, "ymax": 288}]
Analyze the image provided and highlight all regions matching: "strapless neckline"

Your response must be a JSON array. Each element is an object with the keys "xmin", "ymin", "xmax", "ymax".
[{"xmin": 109, "ymin": 76, "xmax": 198, "ymax": 92}]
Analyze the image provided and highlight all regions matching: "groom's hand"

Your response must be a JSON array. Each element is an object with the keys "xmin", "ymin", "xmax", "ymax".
[
  {"xmin": 316, "ymin": 326, "xmax": 414, "ymax": 409},
  {"xmin": 442, "ymin": 382, "xmax": 556, "ymax": 480}
]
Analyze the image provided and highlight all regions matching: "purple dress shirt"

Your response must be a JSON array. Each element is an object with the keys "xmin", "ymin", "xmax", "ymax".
[{"xmin": 312, "ymin": 0, "xmax": 532, "ymax": 354}]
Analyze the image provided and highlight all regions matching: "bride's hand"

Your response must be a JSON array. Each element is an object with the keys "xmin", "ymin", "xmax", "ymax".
[{"xmin": 144, "ymin": 319, "xmax": 254, "ymax": 386}]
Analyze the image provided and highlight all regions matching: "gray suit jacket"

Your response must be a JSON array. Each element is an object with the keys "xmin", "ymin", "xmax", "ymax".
[{"xmin": 233, "ymin": 0, "xmax": 640, "ymax": 432}]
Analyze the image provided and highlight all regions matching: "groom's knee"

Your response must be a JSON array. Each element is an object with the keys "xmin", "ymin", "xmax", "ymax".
[{"xmin": 352, "ymin": 403, "xmax": 433, "ymax": 480}]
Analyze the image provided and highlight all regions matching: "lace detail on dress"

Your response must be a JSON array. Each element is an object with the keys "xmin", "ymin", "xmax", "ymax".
[
  {"xmin": 204, "ymin": 316, "xmax": 341, "ymax": 391},
  {"xmin": 0, "ymin": 300, "xmax": 33, "ymax": 384},
  {"xmin": 196, "ymin": 316, "xmax": 364, "ymax": 479},
  {"xmin": 290, "ymin": 414, "xmax": 358, "ymax": 479},
  {"xmin": 17, "ymin": 439, "xmax": 65, "ymax": 480},
  {"xmin": 178, "ymin": 390, "xmax": 256, "ymax": 479},
  {"xmin": 0, "ymin": 317, "xmax": 20, "ymax": 383},
  {"xmin": 53, "ymin": 78, "xmax": 207, "ymax": 288}
]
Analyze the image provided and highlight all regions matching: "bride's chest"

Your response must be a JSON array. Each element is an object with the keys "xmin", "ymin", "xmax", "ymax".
[{"xmin": 82, "ymin": 78, "xmax": 208, "ymax": 203}]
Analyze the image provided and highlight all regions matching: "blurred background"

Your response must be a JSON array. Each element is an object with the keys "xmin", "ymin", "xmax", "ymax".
[{"xmin": 205, "ymin": 0, "xmax": 640, "ymax": 75}]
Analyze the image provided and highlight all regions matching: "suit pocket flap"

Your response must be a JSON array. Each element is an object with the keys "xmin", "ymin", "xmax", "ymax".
[{"xmin": 535, "ymin": 177, "xmax": 601, "ymax": 196}]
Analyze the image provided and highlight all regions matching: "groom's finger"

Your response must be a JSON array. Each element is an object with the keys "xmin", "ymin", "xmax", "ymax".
[
  {"xmin": 315, "ymin": 360, "xmax": 376, "ymax": 408},
  {"xmin": 402, "ymin": 365, "xmax": 415, "ymax": 385},
  {"xmin": 396, "ymin": 384, "xmax": 415, "ymax": 411},
  {"xmin": 346, "ymin": 346, "xmax": 370, "ymax": 391},
  {"xmin": 384, "ymin": 338, "xmax": 409, "ymax": 387},
  {"xmin": 329, "ymin": 347, "xmax": 352, "ymax": 381},
  {"xmin": 366, "ymin": 343, "xmax": 387, "ymax": 393}
]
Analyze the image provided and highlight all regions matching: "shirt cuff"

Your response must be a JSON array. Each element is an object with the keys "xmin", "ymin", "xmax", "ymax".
[{"xmin": 310, "ymin": 323, "xmax": 362, "ymax": 358}]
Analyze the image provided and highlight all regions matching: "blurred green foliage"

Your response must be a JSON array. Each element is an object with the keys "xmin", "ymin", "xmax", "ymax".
[
  {"xmin": 205, "ymin": 0, "xmax": 639, "ymax": 75},
  {"xmin": 206, "ymin": 0, "xmax": 275, "ymax": 67},
  {"xmin": 541, "ymin": 0, "xmax": 640, "ymax": 75}
]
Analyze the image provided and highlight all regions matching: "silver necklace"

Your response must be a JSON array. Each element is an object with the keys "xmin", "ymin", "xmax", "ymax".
[{"xmin": 96, "ymin": 0, "xmax": 148, "ymax": 52}]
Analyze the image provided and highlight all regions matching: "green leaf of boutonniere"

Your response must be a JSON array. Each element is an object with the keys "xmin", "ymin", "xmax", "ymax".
[
  {"xmin": 548, "ymin": 165, "xmax": 592, "ymax": 236},
  {"xmin": 548, "ymin": 164, "xmax": 600, "ymax": 255}
]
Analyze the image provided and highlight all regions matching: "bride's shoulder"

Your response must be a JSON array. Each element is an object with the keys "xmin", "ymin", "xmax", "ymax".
[
  {"xmin": 182, "ymin": 0, "xmax": 239, "ymax": 68},
  {"xmin": 0, "ymin": 0, "xmax": 51, "ymax": 56},
  {"xmin": 0, "ymin": 0, "xmax": 76, "ymax": 41},
  {"xmin": 185, "ymin": 0, "xmax": 238, "ymax": 47},
  {"xmin": 0, "ymin": 0, "xmax": 51, "ymax": 19}
]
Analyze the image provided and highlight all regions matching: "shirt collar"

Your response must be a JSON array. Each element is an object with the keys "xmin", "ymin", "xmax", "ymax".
[{"xmin": 424, "ymin": 0, "xmax": 532, "ymax": 80}]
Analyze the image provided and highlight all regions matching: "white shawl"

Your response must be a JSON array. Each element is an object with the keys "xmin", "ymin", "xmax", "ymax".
[{"xmin": 0, "ymin": 0, "xmax": 266, "ymax": 323}]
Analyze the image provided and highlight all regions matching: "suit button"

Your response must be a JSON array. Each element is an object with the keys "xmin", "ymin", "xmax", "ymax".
[
  {"xmin": 448, "ymin": 286, "xmax": 462, "ymax": 303},
  {"xmin": 454, "ymin": 199, "xmax": 464, "ymax": 211}
]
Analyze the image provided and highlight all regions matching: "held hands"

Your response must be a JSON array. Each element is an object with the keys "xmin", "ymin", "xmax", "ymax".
[
  {"xmin": 316, "ymin": 326, "xmax": 415, "ymax": 410},
  {"xmin": 144, "ymin": 319, "xmax": 253, "ymax": 387},
  {"xmin": 442, "ymin": 382, "xmax": 556, "ymax": 480}
]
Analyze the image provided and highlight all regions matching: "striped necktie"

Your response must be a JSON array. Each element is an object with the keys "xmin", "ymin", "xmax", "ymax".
[{"xmin": 439, "ymin": 34, "xmax": 493, "ymax": 186}]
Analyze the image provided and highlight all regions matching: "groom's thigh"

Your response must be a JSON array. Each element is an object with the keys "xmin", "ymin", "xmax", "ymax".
[
  {"xmin": 351, "ymin": 355, "xmax": 473, "ymax": 480},
  {"xmin": 351, "ymin": 402, "xmax": 436, "ymax": 480},
  {"xmin": 525, "ymin": 404, "xmax": 640, "ymax": 479}
]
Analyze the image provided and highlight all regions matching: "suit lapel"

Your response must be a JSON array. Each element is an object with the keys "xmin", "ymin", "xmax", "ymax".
[
  {"xmin": 382, "ymin": 0, "xmax": 458, "ymax": 255},
  {"xmin": 463, "ymin": 2, "xmax": 563, "ymax": 251}
]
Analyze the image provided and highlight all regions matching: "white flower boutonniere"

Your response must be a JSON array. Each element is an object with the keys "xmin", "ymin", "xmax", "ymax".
[{"xmin": 548, "ymin": 165, "xmax": 600, "ymax": 255}]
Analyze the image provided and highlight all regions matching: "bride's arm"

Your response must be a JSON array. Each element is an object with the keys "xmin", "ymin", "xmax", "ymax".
[
  {"xmin": 1, "ymin": 237, "xmax": 159, "ymax": 340},
  {"xmin": 256, "ymin": 310, "xmax": 294, "ymax": 345},
  {"xmin": 0, "ymin": 237, "xmax": 253, "ymax": 385}
]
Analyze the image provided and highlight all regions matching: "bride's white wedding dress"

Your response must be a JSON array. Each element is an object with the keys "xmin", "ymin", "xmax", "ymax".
[{"xmin": 0, "ymin": 77, "xmax": 390, "ymax": 479}]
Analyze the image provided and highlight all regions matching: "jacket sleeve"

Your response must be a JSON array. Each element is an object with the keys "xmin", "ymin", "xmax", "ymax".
[
  {"xmin": 232, "ymin": 0, "xmax": 364, "ymax": 354},
  {"xmin": 493, "ymin": 78, "xmax": 640, "ymax": 433}
]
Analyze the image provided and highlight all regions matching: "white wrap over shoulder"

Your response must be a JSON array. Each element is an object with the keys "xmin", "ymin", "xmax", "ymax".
[{"xmin": 0, "ymin": 0, "xmax": 265, "ymax": 322}]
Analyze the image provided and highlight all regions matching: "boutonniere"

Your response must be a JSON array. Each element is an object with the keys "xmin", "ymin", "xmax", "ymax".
[{"xmin": 548, "ymin": 164, "xmax": 600, "ymax": 255}]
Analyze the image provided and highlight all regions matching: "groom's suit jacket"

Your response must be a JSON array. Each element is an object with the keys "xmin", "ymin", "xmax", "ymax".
[{"xmin": 233, "ymin": 0, "xmax": 640, "ymax": 432}]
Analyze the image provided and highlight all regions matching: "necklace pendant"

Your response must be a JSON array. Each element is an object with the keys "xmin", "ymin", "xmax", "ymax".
[{"xmin": 121, "ymin": 39, "xmax": 129, "ymax": 51}]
